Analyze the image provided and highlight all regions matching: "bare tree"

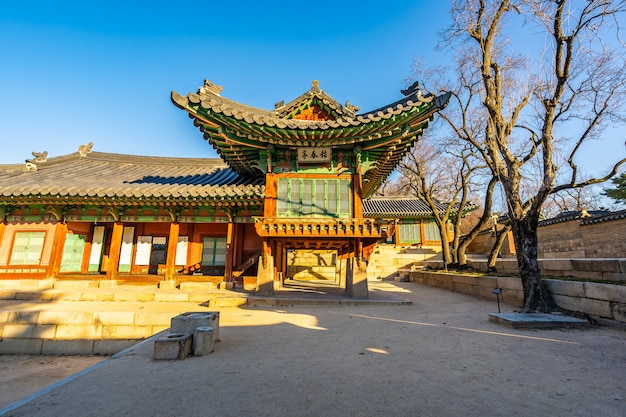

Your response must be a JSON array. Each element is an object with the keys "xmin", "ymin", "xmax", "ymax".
[
  {"xmin": 394, "ymin": 140, "xmax": 481, "ymax": 266},
  {"xmin": 436, "ymin": 0, "xmax": 626, "ymax": 312}
]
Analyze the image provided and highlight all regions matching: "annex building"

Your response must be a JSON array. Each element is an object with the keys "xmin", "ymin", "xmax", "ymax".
[{"xmin": 0, "ymin": 80, "xmax": 451, "ymax": 297}]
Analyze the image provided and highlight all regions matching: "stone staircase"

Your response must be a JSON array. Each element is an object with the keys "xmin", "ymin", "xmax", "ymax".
[
  {"xmin": 367, "ymin": 245, "xmax": 441, "ymax": 281},
  {"xmin": 0, "ymin": 279, "xmax": 249, "ymax": 356},
  {"xmin": 286, "ymin": 250, "xmax": 337, "ymax": 281}
]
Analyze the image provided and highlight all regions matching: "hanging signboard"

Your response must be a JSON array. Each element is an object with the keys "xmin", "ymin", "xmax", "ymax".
[{"xmin": 297, "ymin": 147, "xmax": 331, "ymax": 163}]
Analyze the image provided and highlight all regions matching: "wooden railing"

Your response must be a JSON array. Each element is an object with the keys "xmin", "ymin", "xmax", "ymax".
[{"xmin": 254, "ymin": 217, "xmax": 395, "ymax": 239}]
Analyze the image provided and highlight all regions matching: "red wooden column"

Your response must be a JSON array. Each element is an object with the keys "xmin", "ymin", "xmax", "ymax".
[
  {"xmin": 263, "ymin": 173, "xmax": 278, "ymax": 217},
  {"xmin": 352, "ymin": 172, "xmax": 364, "ymax": 218},
  {"xmin": 106, "ymin": 222, "xmax": 124, "ymax": 280},
  {"xmin": 165, "ymin": 222, "xmax": 180, "ymax": 281},
  {"xmin": 48, "ymin": 221, "xmax": 68, "ymax": 279}
]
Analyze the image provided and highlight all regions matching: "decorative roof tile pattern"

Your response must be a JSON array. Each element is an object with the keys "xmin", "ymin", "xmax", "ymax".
[{"xmin": 0, "ymin": 152, "xmax": 265, "ymax": 204}]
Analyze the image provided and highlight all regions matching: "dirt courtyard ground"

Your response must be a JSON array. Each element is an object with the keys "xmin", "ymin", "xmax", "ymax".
[
  {"xmin": 0, "ymin": 282, "xmax": 624, "ymax": 417},
  {"xmin": 0, "ymin": 355, "xmax": 106, "ymax": 409}
]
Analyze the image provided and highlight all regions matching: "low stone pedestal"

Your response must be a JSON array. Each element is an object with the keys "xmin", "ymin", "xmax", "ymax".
[
  {"xmin": 153, "ymin": 333, "xmax": 193, "ymax": 360},
  {"xmin": 171, "ymin": 311, "xmax": 220, "ymax": 341},
  {"xmin": 488, "ymin": 313, "xmax": 589, "ymax": 329},
  {"xmin": 153, "ymin": 312, "xmax": 221, "ymax": 360},
  {"xmin": 192, "ymin": 326, "xmax": 215, "ymax": 356}
]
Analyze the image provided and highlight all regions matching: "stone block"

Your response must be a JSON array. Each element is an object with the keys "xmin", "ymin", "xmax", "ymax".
[
  {"xmin": 38, "ymin": 311, "xmax": 94, "ymax": 325},
  {"xmin": 192, "ymin": 326, "xmax": 215, "ymax": 356},
  {"xmin": 544, "ymin": 279, "xmax": 585, "ymax": 298},
  {"xmin": 0, "ymin": 338, "xmax": 43, "ymax": 354},
  {"xmin": 53, "ymin": 280, "xmax": 98, "ymax": 289},
  {"xmin": 81, "ymin": 292, "xmax": 115, "ymax": 301},
  {"xmin": 579, "ymin": 297, "xmax": 613, "ymax": 318},
  {"xmin": 452, "ymin": 275, "xmax": 475, "ymax": 285},
  {"xmin": 113, "ymin": 292, "xmax": 155, "ymax": 302},
  {"xmin": 42, "ymin": 339, "xmax": 95, "ymax": 355},
  {"xmin": 208, "ymin": 297, "xmax": 248, "ymax": 308},
  {"xmin": 188, "ymin": 293, "xmax": 211, "ymax": 303},
  {"xmin": 0, "ymin": 280, "xmax": 21, "ymax": 289},
  {"xmin": 552, "ymin": 294, "xmax": 580, "ymax": 313},
  {"xmin": 153, "ymin": 332, "xmax": 192, "ymax": 360},
  {"xmin": 453, "ymin": 283, "xmax": 472, "ymax": 295},
  {"xmin": 5, "ymin": 311, "xmax": 40, "ymax": 324},
  {"xmin": 158, "ymin": 280, "xmax": 177, "ymax": 290},
  {"xmin": 611, "ymin": 303, "xmax": 626, "ymax": 323},
  {"xmin": 584, "ymin": 282, "xmax": 626, "ymax": 303},
  {"xmin": 15, "ymin": 292, "xmax": 48, "ymax": 301},
  {"xmin": 135, "ymin": 311, "xmax": 175, "ymax": 326},
  {"xmin": 98, "ymin": 280, "xmax": 117, "ymax": 289},
  {"xmin": 1, "ymin": 324, "xmax": 56, "ymax": 339},
  {"xmin": 19, "ymin": 279, "xmax": 53, "ymax": 289},
  {"xmin": 153, "ymin": 292, "xmax": 190, "ymax": 302},
  {"xmin": 571, "ymin": 259, "xmax": 620, "ymax": 272},
  {"xmin": 171, "ymin": 312, "xmax": 220, "ymax": 341},
  {"xmin": 0, "ymin": 291, "xmax": 16, "ymax": 300},
  {"xmin": 179, "ymin": 282, "xmax": 216, "ymax": 291},
  {"xmin": 501, "ymin": 289, "xmax": 524, "ymax": 307},
  {"xmin": 540, "ymin": 259, "xmax": 573, "ymax": 271},
  {"xmin": 496, "ymin": 278, "xmax": 523, "ymax": 291},
  {"xmin": 218, "ymin": 281, "xmax": 235, "ymax": 290},
  {"xmin": 94, "ymin": 311, "xmax": 136, "ymax": 326},
  {"xmin": 55, "ymin": 325, "xmax": 103, "ymax": 340},
  {"xmin": 102, "ymin": 325, "xmax": 155, "ymax": 339}
]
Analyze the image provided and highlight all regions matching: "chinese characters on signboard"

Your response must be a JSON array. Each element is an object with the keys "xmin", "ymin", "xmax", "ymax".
[{"xmin": 297, "ymin": 147, "xmax": 331, "ymax": 163}]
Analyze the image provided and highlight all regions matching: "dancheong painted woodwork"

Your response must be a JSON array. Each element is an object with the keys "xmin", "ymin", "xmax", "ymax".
[{"xmin": 0, "ymin": 79, "xmax": 451, "ymax": 297}]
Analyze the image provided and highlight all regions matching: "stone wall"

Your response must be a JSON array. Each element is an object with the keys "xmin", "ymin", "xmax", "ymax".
[
  {"xmin": 411, "ymin": 271, "xmax": 626, "ymax": 323},
  {"xmin": 467, "ymin": 210, "xmax": 626, "ymax": 259}
]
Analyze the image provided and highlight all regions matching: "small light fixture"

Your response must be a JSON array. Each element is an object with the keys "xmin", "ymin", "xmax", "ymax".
[{"xmin": 492, "ymin": 288, "xmax": 502, "ymax": 313}]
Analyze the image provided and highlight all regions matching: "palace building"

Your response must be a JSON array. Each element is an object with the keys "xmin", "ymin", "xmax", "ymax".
[{"xmin": 0, "ymin": 80, "xmax": 451, "ymax": 297}]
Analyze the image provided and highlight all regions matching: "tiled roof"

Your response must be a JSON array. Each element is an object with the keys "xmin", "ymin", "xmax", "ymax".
[
  {"xmin": 0, "ymin": 151, "xmax": 265, "ymax": 204},
  {"xmin": 363, "ymin": 196, "xmax": 446, "ymax": 218},
  {"xmin": 580, "ymin": 209, "xmax": 626, "ymax": 225},
  {"xmin": 537, "ymin": 209, "xmax": 615, "ymax": 226},
  {"xmin": 171, "ymin": 80, "xmax": 451, "ymax": 197},
  {"xmin": 172, "ymin": 80, "xmax": 448, "ymax": 131}
]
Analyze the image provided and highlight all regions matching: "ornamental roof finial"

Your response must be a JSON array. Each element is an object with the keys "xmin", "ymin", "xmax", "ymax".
[
  {"xmin": 78, "ymin": 142, "xmax": 94, "ymax": 157},
  {"xmin": 26, "ymin": 150, "xmax": 48, "ymax": 164},
  {"xmin": 198, "ymin": 79, "xmax": 224, "ymax": 96},
  {"xmin": 311, "ymin": 80, "xmax": 320, "ymax": 93}
]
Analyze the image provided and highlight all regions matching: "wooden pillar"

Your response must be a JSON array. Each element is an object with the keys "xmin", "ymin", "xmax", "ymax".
[
  {"xmin": 48, "ymin": 221, "xmax": 68, "ymax": 279},
  {"xmin": 165, "ymin": 222, "xmax": 180, "ymax": 280},
  {"xmin": 0, "ymin": 221, "xmax": 5, "ymax": 245},
  {"xmin": 263, "ymin": 173, "xmax": 277, "ymax": 217},
  {"xmin": 106, "ymin": 222, "xmax": 124, "ymax": 280},
  {"xmin": 256, "ymin": 239, "xmax": 274, "ymax": 296},
  {"xmin": 352, "ymin": 172, "xmax": 364, "ymax": 218},
  {"xmin": 224, "ymin": 217, "xmax": 235, "ymax": 282},
  {"xmin": 345, "ymin": 239, "xmax": 368, "ymax": 298}
]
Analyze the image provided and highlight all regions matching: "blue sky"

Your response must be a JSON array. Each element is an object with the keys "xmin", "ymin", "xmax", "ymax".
[
  {"xmin": 0, "ymin": 2, "xmax": 450, "ymax": 163},
  {"xmin": 0, "ymin": 1, "xmax": 623, "ymax": 180}
]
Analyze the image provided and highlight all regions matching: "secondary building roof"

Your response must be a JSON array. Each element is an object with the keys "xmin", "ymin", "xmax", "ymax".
[{"xmin": 0, "ymin": 149, "xmax": 265, "ymax": 206}]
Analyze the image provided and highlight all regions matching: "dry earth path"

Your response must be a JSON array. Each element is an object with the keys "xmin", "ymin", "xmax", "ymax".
[{"xmin": 1, "ymin": 281, "xmax": 624, "ymax": 417}]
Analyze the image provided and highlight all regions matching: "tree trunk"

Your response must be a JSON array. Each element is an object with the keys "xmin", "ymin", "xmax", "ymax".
[
  {"xmin": 487, "ymin": 224, "xmax": 511, "ymax": 271},
  {"xmin": 510, "ymin": 218, "xmax": 558, "ymax": 313},
  {"xmin": 440, "ymin": 230, "xmax": 452, "ymax": 266}
]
